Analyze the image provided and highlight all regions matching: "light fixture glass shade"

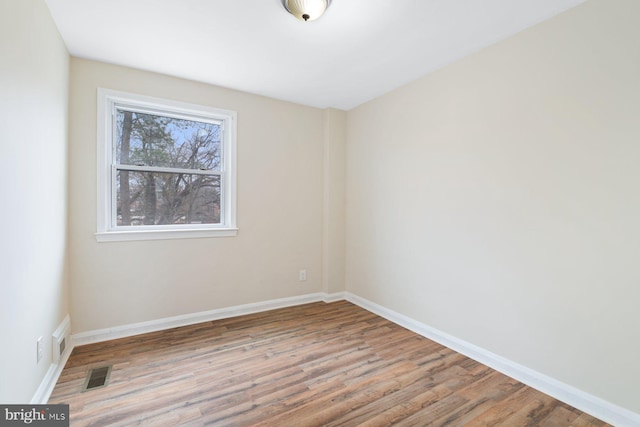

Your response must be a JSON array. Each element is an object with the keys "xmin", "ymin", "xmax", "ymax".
[{"xmin": 283, "ymin": 0, "xmax": 330, "ymax": 22}]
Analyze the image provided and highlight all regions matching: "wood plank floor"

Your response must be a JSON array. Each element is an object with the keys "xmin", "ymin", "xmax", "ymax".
[{"xmin": 49, "ymin": 301, "xmax": 608, "ymax": 426}]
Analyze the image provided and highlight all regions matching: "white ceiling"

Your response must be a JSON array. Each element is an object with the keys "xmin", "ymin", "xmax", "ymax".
[{"xmin": 45, "ymin": 0, "xmax": 585, "ymax": 110}]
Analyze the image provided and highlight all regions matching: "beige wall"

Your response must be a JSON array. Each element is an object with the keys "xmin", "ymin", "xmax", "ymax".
[
  {"xmin": 0, "ymin": 0, "xmax": 70, "ymax": 403},
  {"xmin": 4, "ymin": 0, "xmax": 636, "ymax": 414},
  {"xmin": 323, "ymin": 108, "xmax": 347, "ymax": 294},
  {"xmin": 68, "ymin": 59, "xmax": 326, "ymax": 332},
  {"xmin": 346, "ymin": 0, "xmax": 640, "ymax": 413}
]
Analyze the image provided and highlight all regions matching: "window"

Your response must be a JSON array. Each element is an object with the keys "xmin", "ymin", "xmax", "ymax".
[{"xmin": 96, "ymin": 89, "xmax": 237, "ymax": 242}]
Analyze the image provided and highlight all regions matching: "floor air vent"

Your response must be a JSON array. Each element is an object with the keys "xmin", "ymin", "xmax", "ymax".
[{"xmin": 82, "ymin": 366, "xmax": 112, "ymax": 392}]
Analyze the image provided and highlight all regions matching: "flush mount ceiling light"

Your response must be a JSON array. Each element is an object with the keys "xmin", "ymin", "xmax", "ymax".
[{"xmin": 282, "ymin": 0, "xmax": 331, "ymax": 22}]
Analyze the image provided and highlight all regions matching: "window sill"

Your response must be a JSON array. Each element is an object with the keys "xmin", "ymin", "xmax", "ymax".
[{"xmin": 95, "ymin": 228, "xmax": 238, "ymax": 242}]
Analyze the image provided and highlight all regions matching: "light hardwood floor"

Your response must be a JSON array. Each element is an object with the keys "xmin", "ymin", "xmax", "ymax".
[{"xmin": 49, "ymin": 301, "xmax": 608, "ymax": 426}]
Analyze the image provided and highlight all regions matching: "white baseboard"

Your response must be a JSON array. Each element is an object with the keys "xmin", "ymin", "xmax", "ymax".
[
  {"xmin": 323, "ymin": 291, "xmax": 346, "ymax": 302},
  {"xmin": 72, "ymin": 293, "xmax": 341, "ymax": 346},
  {"xmin": 33, "ymin": 291, "xmax": 639, "ymax": 426},
  {"xmin": 35, "ymin": 293, "xmax": 341, "ymax": 403},
  {"xmin": 344, "ymin": 292, "xmax": 640, "ymax": 427},
  {"xmin": 31, "ymin": 317, "xmax": 74, "ymax": 404}
]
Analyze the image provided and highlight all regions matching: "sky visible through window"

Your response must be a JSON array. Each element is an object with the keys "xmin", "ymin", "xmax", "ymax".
[{"xmin": 115, "ymin": 109, "xmax": 222, "ymax": 226}]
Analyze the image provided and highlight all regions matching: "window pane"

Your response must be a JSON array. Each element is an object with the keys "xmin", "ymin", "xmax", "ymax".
[
  {"xmin": 117, "ymin": 170, "xmax": 221, "ymax": 226},
  {"xmin": 116, "ymin": 109, "xmax": 221, "ymax": 171}
]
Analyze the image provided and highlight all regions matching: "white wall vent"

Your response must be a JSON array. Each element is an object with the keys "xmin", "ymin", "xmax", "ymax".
[{"xmin": 52, "ymin": 315, "xmax": 71, "ymax": 364}]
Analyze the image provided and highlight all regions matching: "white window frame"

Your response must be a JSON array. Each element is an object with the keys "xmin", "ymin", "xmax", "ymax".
[{"xmin": 96, "ymin": 88, "xmax": 237, "ymax": 242}]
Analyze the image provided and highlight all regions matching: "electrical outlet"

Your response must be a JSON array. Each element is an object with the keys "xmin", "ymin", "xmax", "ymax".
[
  {"xmin": 36, "ymin": 336, "xmax": 43, "ymax": 363},
  {"xmin": 299, "ymin": 270, "xmax": 307, "ymax": 281}
]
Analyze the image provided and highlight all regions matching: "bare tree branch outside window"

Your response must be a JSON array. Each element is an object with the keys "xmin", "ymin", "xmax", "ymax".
[{"xmin": 115, "ymin": 110, "xmax": 222, "ymax": 226}]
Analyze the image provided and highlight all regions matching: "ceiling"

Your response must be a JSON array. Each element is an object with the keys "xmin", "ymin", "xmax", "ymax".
[{"xmin": 45, "ymin": 0, "xmax": 585, "ymax": 110}]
